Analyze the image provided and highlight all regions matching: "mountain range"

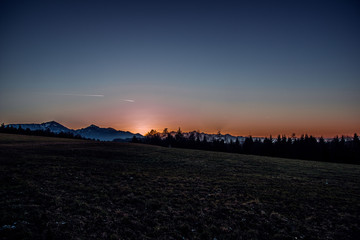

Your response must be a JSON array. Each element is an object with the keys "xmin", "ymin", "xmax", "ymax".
[
  {"xmin": 162, "ymin": 131, "xmax": 248, "ymax": 144},
  {"xmin": 7, "ymin": 121, "xmax": 143, "ymax": 141},
  {"xmin": 4, "ymin": 121, "xmax": 342, "ymax": 143},
  {"xmin": 6, "ymin": 121, "xmax": 255, "ymax": 143}
]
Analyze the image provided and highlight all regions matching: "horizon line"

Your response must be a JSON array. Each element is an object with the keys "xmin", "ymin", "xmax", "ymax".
[{"xmin": 2, "ymin": 121, "xmax": 358, "ymax": 139}]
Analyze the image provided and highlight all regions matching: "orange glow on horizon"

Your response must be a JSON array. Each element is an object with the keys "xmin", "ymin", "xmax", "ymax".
[
  {"xmin": 106, "ymin": 123, "xmax": 358, "ymax": 139},
  {"xmin": 5, "ymin": 94, "xmax": 358, "ymax": 139},
  {"xmin": 7, "ymin": 118, "xmax": 358, "ymax": 139}
]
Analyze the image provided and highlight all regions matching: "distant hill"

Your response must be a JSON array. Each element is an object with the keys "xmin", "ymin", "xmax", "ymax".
[
  {"xmin": 7, "ymin": 121, "xmax": 143, "ymax": 141},
  {"xmin": 76, "ymin": 124, "xmax": 142, "ymax": 141}
]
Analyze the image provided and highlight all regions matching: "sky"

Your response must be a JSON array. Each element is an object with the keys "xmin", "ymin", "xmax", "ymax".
[{"xmin": 0, "ymin": 0, "xmax": 359, "ymax": 137}]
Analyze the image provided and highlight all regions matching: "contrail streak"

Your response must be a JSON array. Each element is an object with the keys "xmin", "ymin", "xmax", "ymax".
[{"xmin": 53, "ymin": 93, "xmax": 104, "ymax": 97}]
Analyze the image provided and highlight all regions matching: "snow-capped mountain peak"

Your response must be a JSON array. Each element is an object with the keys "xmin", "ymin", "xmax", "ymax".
[
  {"xmin": 86, "ymin": 124, "xmax": 100, "ymax": 129},
  {"xmin": 6, "ymin": 121, "xmax": 143, "ymax": 141}
]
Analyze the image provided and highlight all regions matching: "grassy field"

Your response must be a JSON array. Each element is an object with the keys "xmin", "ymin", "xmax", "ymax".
[{"xmin": 1, "ymin": 133, "xmax": 359, "ymax": 239}]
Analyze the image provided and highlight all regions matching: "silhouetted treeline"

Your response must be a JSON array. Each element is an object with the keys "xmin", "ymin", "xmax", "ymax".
[
  {"xmin": 0, "ymin": 123, "xmax": 85, "ymax": 140},
  {"xmin": 135, "ymin": 129, "xmax": 360, "ymax": 164}
]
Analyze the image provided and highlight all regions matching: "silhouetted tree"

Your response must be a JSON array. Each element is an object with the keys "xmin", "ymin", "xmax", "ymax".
[
  {"xmin": 354, "ymin": 133, "xmax": 359, "ymax": 144},
  {"xmin": 243, "ymin": 136, "xmax": 253, "ymax": 154},
  {"xmin": 175, "ymin": 127, "xmax": 184, "ymax": 142},
  {"xmin": 132, "ymin": 136, "xmax": 138, "ymax": 143},
  {"xmin": 162, "ymin": 128, "xmax": 169, "ymax": 135}
]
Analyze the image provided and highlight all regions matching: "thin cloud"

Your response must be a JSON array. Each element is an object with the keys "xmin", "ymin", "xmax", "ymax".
[
  {"xmin": 122, "ymin": 99, "xmax": 135, "ymax": 103},
  {"xmin": 56, "ymin": 93, "xmax": 104, "ymax": 97}
]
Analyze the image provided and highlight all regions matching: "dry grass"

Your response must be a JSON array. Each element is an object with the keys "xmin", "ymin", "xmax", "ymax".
[{"xmin": 1, "ymin": 133, "xmax": 360, "ymax": 239}]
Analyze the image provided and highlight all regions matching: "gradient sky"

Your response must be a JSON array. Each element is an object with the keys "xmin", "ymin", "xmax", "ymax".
[{"xmin": 1, "ymin": 0, "xmax": 359, "ymax": 137}]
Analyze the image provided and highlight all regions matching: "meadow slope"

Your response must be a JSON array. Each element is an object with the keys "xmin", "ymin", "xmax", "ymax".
[{"xmin": 1, "ymin": 133, "xmax": 359, "ymax": 239}]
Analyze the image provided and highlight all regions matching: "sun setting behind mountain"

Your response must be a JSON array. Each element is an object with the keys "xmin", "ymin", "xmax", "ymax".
[
  {"xmin": 0, "ymin": 0, "xmax": 359, "ymax": 137},
  {"xmin": 1, "ymin": 0, "xmax": 360, "ymax": 239}
]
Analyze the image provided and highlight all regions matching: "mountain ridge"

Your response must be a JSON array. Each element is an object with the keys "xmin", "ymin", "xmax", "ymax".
[
  {"xmin": 7, "ymin": 121, "xmax": 143, "ymax": 141},
  {"xmin": 7, "ymin": 121, "xmax": 258, "ymax": 143}
]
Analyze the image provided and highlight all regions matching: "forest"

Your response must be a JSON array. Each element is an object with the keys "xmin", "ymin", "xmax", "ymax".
[{"xmin": 138, "ymin": 128, "xmax": 360, "ymax": 164}]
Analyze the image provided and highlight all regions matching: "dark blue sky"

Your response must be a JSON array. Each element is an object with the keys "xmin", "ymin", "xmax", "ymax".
[{"xmin": 1, "ymin": 0, "xmax": 359, "ymax": 136}]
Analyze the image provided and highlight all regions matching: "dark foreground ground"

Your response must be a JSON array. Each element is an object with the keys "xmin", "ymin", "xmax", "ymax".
[{"xmin": 1, "ymin": 133, "xmax": 360, "ymax": 240}]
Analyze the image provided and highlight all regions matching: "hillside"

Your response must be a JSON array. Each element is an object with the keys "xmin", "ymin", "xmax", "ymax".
[{"xmin": 1, "ymin": 133, "xmax": 359, "ymax": 239}]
